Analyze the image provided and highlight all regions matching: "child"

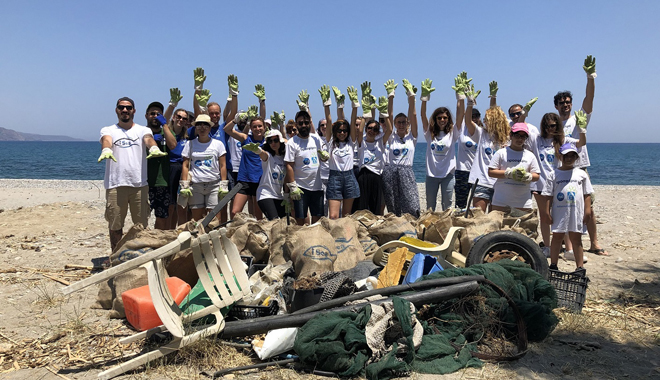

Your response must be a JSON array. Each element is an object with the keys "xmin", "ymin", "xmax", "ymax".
[
  {"xmin": 488, "ymin": 123, "xmax": 540, "ymax": 212},
  {"xmin": 541, "ymin": 142, "xmax": 593, "ymax": 274}
]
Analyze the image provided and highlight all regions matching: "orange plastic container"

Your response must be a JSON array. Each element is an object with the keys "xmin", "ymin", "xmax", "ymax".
[{"xmin": 122, "ymin": 277, "xmax": 191, "ymax": 331}]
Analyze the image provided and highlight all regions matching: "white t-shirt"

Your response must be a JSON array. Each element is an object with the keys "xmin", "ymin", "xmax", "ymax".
[
  {"xmin": 489, "ymin": 147, "xmax": 540, "ymax": 209},
  {"xmin": 284, "ymin": 134, "xmax": 324, "ymax": 191},
  {"xmin": 531, "ymin": 135, "xmax": 578, "ymax": 192},
  {"xmin": 228, "ymin": 135, "xmax": 242, "ymax": 173},
  {"xmin": 359, "ymin": 138, "xmax": 386, "ymax": 175},
  {"xmin": 386, "ymin": 132, "xmax": 416, "ymax": 166},
  {"xmin": 257, "ymin": 154, "xmax": 285, "ymax": 201},
  {"xmin": 425, "ymin": 127, "xmax": 459, "ymax": 178},
  {"xmin": 183, "ymin": 138, "xmax": 226, "ymax": 183},
  {"xmin": 456, "ymin": 126, "xmax": 478, "ymax": 172},
  {"xmin": 100, "ymin": 123, "xmax": 152, "ymax": 189},
  {"xmin": 468, "ymin": 126, "xmax": 504, "ymax": 188},
  {"xmin": 328, "ymin": 138, "xmax": 356, "ymax": 172},
  {"xmin": 562, "ymin": 110, "xmax": 591, "ymax": 168},
  {"xmin": 542, "ymin": 167, "xmax": 594, "ymax": 233}
]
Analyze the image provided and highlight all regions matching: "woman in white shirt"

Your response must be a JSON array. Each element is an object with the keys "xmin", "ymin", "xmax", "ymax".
[
  {"xmin": 243, "ymin": 129, "xmax": 287, "ymax": 220},
  {"xmin": 355, "ymin": 107, "xmax": 392, "ymax": 215}
]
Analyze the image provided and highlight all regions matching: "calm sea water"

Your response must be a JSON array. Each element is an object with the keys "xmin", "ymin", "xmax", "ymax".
[{"xmin": 0, "ymin": 141, "xmax": 658, "ymax": 186}]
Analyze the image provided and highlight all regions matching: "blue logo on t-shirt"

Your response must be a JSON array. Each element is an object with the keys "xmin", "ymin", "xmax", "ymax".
[
  {"xmin": 540, "ymin": 154, "xmax": 545, "ymax": 162},
  {"xmin": 547, "ymin": 154, "xmax": 555, "ymax": 164},
  {"xmin": 567, "ymin": 191, "xmax": 575, "ymax": 201},
  {"xmin": 401, "ymin": 148, "xmax": 408, "ymax": 157},
  {"xmin": 485, "ymin": 147, "xmax": 492, "ymax": 155},
  {"xmin": 303, "ymin": 158, "xmax": 310, "ymax": 165},
  {"xmin": 236, "ymin": 141, "xmax": 242, "ymax": 148},
  {"xmin": 466, "ymin": 141, "xmax": 473, "ymax": 148},
  {"xmin": 557, "ymin": 193, "xmax": 564, "ymax": 201},
  {"xmin": 271, "ymin": 172, "xmax": 278, "ymax": 180},
  {"xmin": 393, "ymin": 149, "xmax": 400, "ymax": 156},
  {"xmin": 430, "ymin": 143, "xmax": 435, "ymax": 151}
]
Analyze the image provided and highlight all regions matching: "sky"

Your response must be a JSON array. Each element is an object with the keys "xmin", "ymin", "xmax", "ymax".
[{"xmin": 2, "ymin": 0, "xmax": 659, "ymax": 143}]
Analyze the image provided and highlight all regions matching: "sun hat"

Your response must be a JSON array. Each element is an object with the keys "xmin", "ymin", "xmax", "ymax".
[
  {"xmin": 193, "ymin": 114, "xmax": 212, "ymax": 126},
  {"xmin": 510, "ymin": 123, "xmax": 529, "ymax": 135},
  {"xmin": 265, "ymin": 129, "xmax": 283, "ymax": 141},
  {"xmin": 559, "ymin": 142, "xmax": 578, "ymax": 155}
]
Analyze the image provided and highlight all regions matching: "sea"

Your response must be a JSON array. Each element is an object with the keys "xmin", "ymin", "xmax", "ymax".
[{"xmin": 0, "ymin": 141, "xmax": 658, "ymax": 186}]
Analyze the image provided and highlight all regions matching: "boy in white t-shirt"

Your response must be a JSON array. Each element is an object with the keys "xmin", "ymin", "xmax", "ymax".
[{"xmin": 541, "ymin": 143, "xmax": 593, "ymax": 275}]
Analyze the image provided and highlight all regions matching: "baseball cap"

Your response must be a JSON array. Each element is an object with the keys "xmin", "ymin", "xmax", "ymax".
[
  {"xmin": 116, "ymin": 97, "xmax": 135, "ymax": 108},
  {"xmin": 559, "ymin": 142, "xmax": 578, "ymax": 155},
  {"xmin": 147, "ymin": 101, "xmax": 164, "ymax": 112},
  {"xmin": 510, "ymin": 123, "xmax": 529, "ymax": 135}
]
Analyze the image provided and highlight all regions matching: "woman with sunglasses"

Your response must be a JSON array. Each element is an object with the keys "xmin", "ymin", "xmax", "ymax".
[
  {"xmin": 320, "ymin": 85, "xmax": 359, "ymax": 219},
  {"xmin": 420, "ymin": 76, "xmax": 465, "ymax": 211},
  {"xmin": 163, "ymin": 107, "xmax": 191, "ymax": 227},
  {"xmin": 224, "ymin": 113, "xmax": 266, "ymax": 219},
  {"xmin": 179, "ymin": 115, "xmax": 228, "ymax": 222}
]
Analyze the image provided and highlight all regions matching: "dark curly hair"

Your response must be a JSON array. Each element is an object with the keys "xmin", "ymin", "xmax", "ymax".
[
  {"xmin": 430, "ymin": 107, "xmax": 453, "ymax": 138},
  {"xmin": 553, "ymin": 91, "xmax": 573, "ymax": 106}
]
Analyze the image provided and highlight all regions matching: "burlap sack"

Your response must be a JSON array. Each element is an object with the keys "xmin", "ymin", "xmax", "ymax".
[
  {"xmin": 367, "ymin": 214, "xmax": 418, "ymax": 245},
  {"xmin": 285, "ymin": 224, "xmax": 337, "ymax": 278},
  {"xmin": 415, "ymin": 209, "xmax": 453, "ymax": 246},
  {"xmin": 451, "ymin": 209, "xmax": 504, "ymax": 255},
  {"xmin": 110, "ymin": 225, "xmax": 178, "ymax": 265},
  {"xmin": 243, "ymin": 219, "xmax": 279, "ymax": 263},
  {"xmin": 320, "ymin": 217, "xmax": 365, "ymax": 272},
  {"xmin": 349, "ymin": 209, "xmax": 381, "ymax": 229},
  {"xmin": 355, "ymin": 222, "xmax": 379, "ymax": 256},
  {"xmin": 269, "ymin": 218, "xmax": 301, "ymax": 265},
  {"xmin": 93, "ymin": 267, "xmax": 150, "ymax": 319},
  {"xmin": 226, "ymin": 212, "xmax": 257, "ymax": 239},
  {"xmin": 503, "ymin": 208, "xmax": 539, "ymax": 240}
]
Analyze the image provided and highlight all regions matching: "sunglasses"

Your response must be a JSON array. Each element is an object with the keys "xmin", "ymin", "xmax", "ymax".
[
  {"xmin": 297, "ymin": 120, "xmax": 311, "ymax": 126},
  {"xmin": 558, "ymin": 100, "xmax": 572, "ymax": 105},
  {"xmin": 266, "ymin": 138, "xmax": 279, "ymax": 144},
  {"xmin": 175, "ymin": 115, "xmax": 188, "ymax": 121},
  {"xmin": 337, "ymin": 129, "xmax": 349, "ymax": 133},
  {"xmin": 148, "ymin": 111, "xmax": 160, "ymax": 116},
  {"xmin": 511, "ymin": 132, "xmax": 528, "ymax": 139},
  {"xmin": 546, "ymin": 123, "xmax": 558, "ymax": 129},
  {"xmin": 366, "ymin": 126, "xmax": 379, "ymax": 132},
  {"xmin": 509, "ymin": 111, "xmax": 522, "ymax": 118},
  {"xmin": 117, "ymin": 105, "xmax": 133, "ymax": 111}
]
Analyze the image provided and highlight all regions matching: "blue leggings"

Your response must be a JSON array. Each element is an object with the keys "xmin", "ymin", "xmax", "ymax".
[{"xmin": 426, "ymin": 174, "xmax": 455, "ymax": 211}]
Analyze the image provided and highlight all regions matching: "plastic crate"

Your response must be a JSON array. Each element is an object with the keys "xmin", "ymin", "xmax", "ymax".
[
  {"xmin": 227, "ymin": 300, "xmax": 279, "ymax": 320},
  {"xmin": 548, "ymin": 269, "xmax": 589, "ymax": 313}
]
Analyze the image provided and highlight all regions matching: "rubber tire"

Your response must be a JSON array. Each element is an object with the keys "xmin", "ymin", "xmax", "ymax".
[{"xmin": 466, "ymin": 230, "xmax": 548, "ymax": 279}]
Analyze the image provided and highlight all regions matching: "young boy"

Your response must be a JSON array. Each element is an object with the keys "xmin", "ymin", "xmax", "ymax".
[{"xmin": 541, "ymin": 143, "xmax": 593, "ymax": 274}]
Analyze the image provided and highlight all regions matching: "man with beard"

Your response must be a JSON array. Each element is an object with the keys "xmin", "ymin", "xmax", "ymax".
[
  {"xmin": 284, "ymin": 110, "xmax": 327, "ymax": 225},
  {"xmin": 144, "ymin": 101, "xmax": 171, "ymax": 230},
  {"xmin": 98, "ymin": 97, "xmax": 167, "ymax": 250}
]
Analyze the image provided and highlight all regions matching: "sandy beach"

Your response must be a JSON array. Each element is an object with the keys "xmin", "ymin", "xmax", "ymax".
[{"xmin": 0, "ymin": 179, "xmax": 658, "ymax": 379}]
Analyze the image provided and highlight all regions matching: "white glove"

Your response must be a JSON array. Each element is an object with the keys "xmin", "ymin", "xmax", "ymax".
[
  {"xmin": 287, "ymin": 182, "xmax": 304, "ymax": 201},
  {"xmin": 218, "ymin": 180, "xmax": 229, "ymax": 198},
  {"xmin": 520, "ymin": 172, "xmax": 533, "ymax": 183},
  {"xmin": 504, "ymin": 167, "xmax": 516, "ymax": 180}
]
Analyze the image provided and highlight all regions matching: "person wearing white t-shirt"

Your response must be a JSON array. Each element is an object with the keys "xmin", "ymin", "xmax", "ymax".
[
  {"xmin": 243, "ymin": 129, "xmax": 287, "ymax": 220},
  {"xmin": 179, "ymin": 115, "xmax": 228, "ymax": 222},
  {"xmin": 421, "ymin": 77, "xmax": 465, "ymax": 211},
  {"xmin": 454, "ymin": 108, "xmax": 480, "ymax": 210},
  {"xmin": 98, "ymin": 97, "xmax": 167, "ymax": 251},
  {"xmin": 488, "ymin": 123, "xmax": 540, "ymax": 211},
  {"xmin": 542, "ymin": 143, "xmax": 593, "ymax": 275}
]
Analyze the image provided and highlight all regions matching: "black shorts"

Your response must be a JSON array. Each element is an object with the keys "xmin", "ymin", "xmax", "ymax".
[
  {"xmin": 237, "ymin": 181, "xmax": 259, "ymax": 196},
  {"xmin": 148, "ymin": 186, "xmax": 171, "ymax": 218},
  {"xmin": 168, "ymin": 162, "xmax": 183, "ymax": 203}
]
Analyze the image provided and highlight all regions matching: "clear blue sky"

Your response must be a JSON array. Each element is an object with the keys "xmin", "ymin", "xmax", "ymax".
[{"xmin": 2, "ymin": 0, "xmax": 658, "ymax": 143}]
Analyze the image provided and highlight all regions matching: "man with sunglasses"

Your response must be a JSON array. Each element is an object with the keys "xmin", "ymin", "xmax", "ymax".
[{"xmin": 98, "ymin": 97, "xmax": 167, "ymax": 250}]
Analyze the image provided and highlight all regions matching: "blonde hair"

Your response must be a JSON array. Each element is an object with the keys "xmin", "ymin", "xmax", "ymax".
[{"xmin": 484, "ymin": 106, "xmax": 510, "ymax": 148}]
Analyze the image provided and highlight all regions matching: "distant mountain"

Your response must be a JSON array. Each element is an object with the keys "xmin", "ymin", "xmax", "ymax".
[{"xmin": 0, "ymin": 127, "xmax": 83, "ymax": 141}]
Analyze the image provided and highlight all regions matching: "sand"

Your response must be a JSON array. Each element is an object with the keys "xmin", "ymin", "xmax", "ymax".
[{"xmin": 0, "ymin": 179, "xmax": 658, "ymax": 379}]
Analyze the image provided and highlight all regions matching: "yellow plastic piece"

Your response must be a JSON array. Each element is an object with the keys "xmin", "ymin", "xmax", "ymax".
[{"xmin": 399, "ymin": 236, "xmax": 439, "ymax": 248}]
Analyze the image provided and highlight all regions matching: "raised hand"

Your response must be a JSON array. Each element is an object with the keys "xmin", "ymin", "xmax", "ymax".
[
  {"xmin": 362, "ymin": 93, "xmax": 376, "ymax": 117},
  {"xmin": 583, "ymin": 55, "xmax": 597, "ymax": 78},
  {"xmin": 360, "ymin": 81, "xmax": 372, "ymax": 97},
  {"xmin": 196, "ymin": 89, "xmax": 212, "ymax": 108},
  {"xmin": 523, "ymin": 97, "xmax": 538, "ymax": 115},
  {"xmin": 575, "ymin": 110, "xmax": 588, "ymax": 133},
  {"xmin": 234, "ymin": 111, "xmax": 248, "ymax": 124},
  {"xmin": 169, "ymin": 88, "xmax": 183, "ymax": 107},
  {"xmin": 247, "ymin": 105, "xmax": 259, "ymax": 120},
  {"xmin": 459, "ymin": 71, "xmax": 472, "ymax": 86},
  {"xmin": 272, "ymin": 111, "xmax": 285, "ymax": 126},
  {"xmin": 319, "ymin": 84, "xmax": 332, "ymax": 106},
  {"xmin": 376, "ymin": 96, "xmax": 389, "ymax": 117},
  {"xmin": 253, "ymin": 84, "xmax": 266, "ymax": 102},
  {"xmin": 420, "ymin": 78, "xmax": 435, "ymax": 102},
  {"xmin": 97, "ymin": 148, "xmax": 116, "ymax": 163},
  {"xmin": 228, "ymin": 74, "xmax": 239, "ymax": 96},
  {"xmin": 384, "ymin": 79, "xmax": 398, "ymax": 98},
  {"xmin": 242, "ymin": 142, "xmax": 262, "ymax": 153},
  {"xmin": 194, "ymin": 67, "xmax": 206, "ymax": 90},
  {"xmin": 489, "ymin": 81, "xmax": 498, "ymax": 98},
  {"xmin": 465, "ymin": 84, "xmax": 481, "ymax": 106},
  {"xmin": 402, "ymin": 79, "xmax": 416, "ymax": 98},
  {"xmin": 452, "ymin": 74, "xmax": 466, "ymax": 100},
  {"xmin": 147, "ymin": 146, "xmax": 167, "ymax": 159},
  {"xmin": 332, "ymin": 86, "xmax": 345, "ymax": 108},
  {"xmin": 297, "ymin": 90, "xmax": 310, "ymax": 111},
  {"xmin": 347, "ymin": 86, "xmax": 359, "ymax": 108}
]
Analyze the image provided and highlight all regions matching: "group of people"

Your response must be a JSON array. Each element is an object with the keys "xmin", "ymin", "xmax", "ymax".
[{"xmin": 99, "ymin": 56, "xmax": 607, "ymax": 275}]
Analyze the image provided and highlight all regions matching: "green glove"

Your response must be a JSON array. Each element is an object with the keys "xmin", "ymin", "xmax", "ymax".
[
  {"xmin": 234, "ymin": 112, "xmax": 248, "ymax": 124},
  {"xmin": 180, "ymin": 188, "xmax": 193, "ymax": 197},
  {"xmin": 489, "ymin": 81, "xmax": 498, "ymax": 98},
  {"xmin": 196, "ymin": 89, "xmax": 212, "ymax": 109},
  {"xmin": 218, "ymin": 180, "xmax": 229, "ymax": 199},
  {"xmin": 287, "ymin": 182, "xmax": 304, "ymax": 201},
  {"xmin": 97, "ymin": 148, "xmax": 116, "ymax": 163},
  {"xmin": 523, "ymin": 97, "xmax": 538, "ymax": 115},
  {"xmin": 360, "ymin": 81, "xmax": 372, "ymax": 97},
  {"xmin": 281, "ymin": 194, "xmax": 293, "ymax": 214},
  {"xmin": 319, "ymin": 84, "xmax": 331, "ymax": 106},
  {"xmin": 362, "ymin": 93, "xmax": 375, "ymax": 117},
  {"xmin": 169, "ymin": 88, "xmax": 183, "ymax": 107},
  {"xmin": 317, "ymin": 149, "xmax": 329, "ymax": 161},
  {"xmin": 272, "ymin": 111, "xmax": 285, "ymax": 126},
  {"xmin": 297, "ymin": 90, "xmax": 310, "ymax": 111},
  {"xmin": 147, "ymin": 146, "xmax": 167, "ymax": 159},
  {"xmin": 575, "ymin": 110, "xmax": 588, "ymax": 133},
  {"xmin": 384, "ymin": 79, "xmax": 397, "ymax": 98},
  {"xmin": 376, "ymin": 96, "xmax": 389, "ymax": 117},
  {"xmin": 420, "ymin": 78, "xmax": 435, "ymax": 101},
  {"xmin": 452, "ymin": 75, "xmax": 466, "ymax": 100},
  {"xmin": 583, "ymin": 55, "xmax": 597, "ymax": 78},
  {"xmin": 458, "ymin": 71, "xmax": 472, "ymax": 86},
  {"xmin": 402, "ymin": 79, "xmax": 416, "ymax": 98},
  {"xmin": 347, "ymin": 86, "xmax": 359, "ymax": 108},
  {"xmin": 247, "ymin": 105, "xmax": 259, "ymax": 120},
  {"xmin": 242, "ymin": 142, "xmax": 262, "ymax": 153},
  {"xmin": 194, "ymin": 67, "xmax": 206, "ymax": 90},
  {"xmin": 253, "ymin": 84, "xmax": 266, "ymax": 102},
  {"xmin": 332, "ymin": 86, "xmax": 345, "ymax": 108},
  {"xmin": 512, "ymin": 167, "xmax": 527, "ymax": 182},
  {"xmin": 228, "ymin": 74, "xmax": 239, "ymax": 96},
  {"xmin": 465, "ymin": 84, "xmax": 481, "ymax": 106}
]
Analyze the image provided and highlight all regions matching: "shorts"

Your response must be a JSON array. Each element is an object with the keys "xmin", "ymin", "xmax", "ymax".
[
  {"xmin": 326, "ymin": 169, "xmax": 360, "ymax": 200},
  {"xmin": 148, "ymin": 186, "xmax": 171, "ymax": 218},
  {"xmin": 105, "ymin": 186, "xmax": 149, "ymax": 231},
  {"xmin": 473, "ymin": 184, "xmax": 494, "ymax": 201},
  {"xmin": 190, "ymin": 181, "xmax": 220, "ymax": 210},
  {"xmin": 237, "ymin": 181, "xmax": 259, "ymax": 197},
  {"xmin": 293, "ymin": 189, "xmax": 325, "ymax": 219},
  {"xmin": 168, "ymin": 161, "xmax": 183, "ymax": 204}
]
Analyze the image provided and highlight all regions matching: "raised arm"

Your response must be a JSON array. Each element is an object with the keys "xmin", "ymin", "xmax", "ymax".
[
  {"xmin": 451, "ymin": 75, "xmax": 466, "ymax": 132},
  {"xmin": 376, "ymin": 96, "xmax": 393, "ymax": 143},
  {"xmin": 408, "ymin": 93, "xmax": 418, "ymax": 139},
  {"xmin": 356, "ymin": 117, "xmax": 365, "ymax": 146},
  {"xmin": 575, "ymin": 110, "xmax": 588, "ymax": 148},
  {"xmin": 350, "ymin": 105, "xmax": 358, "ymax": 143},
  {"xmin": 165, "ymin": 88, "xmax": 182, "ymax": 121},
  {"xmin": 520, "ymin": 97, "xmax": 538, "ymax": 123},
  {"xmin": 254, "ymin": 84, "xmax": 267, "ymax": 118},
  {"xmin": 224, "ymin": 112, "xmax": 249, "ymax": 142},
  {"xmin": 384, "ymin": 79, "xmax": 397, "ymax": 124},
  {"xmin": 332, "ymin": 86, "xmax": 346, "ymax": 121},
  {"xmin": 465, "ymin": 84, "xmax": 481, "ymax": 137},
  {"xmin": 581, "ymin": 55, "xmax": 596, "ymax": 114},
  {"xmin": 192, "ymin": 67, "xmax": 206, "ymax": 117},
  {"xmin": 488, "ymin": 80, "xmax": 498, "ymax": 108},
  {"xmin": 319, "ymin": 85, "xmax": 333, "ymax": 143}
]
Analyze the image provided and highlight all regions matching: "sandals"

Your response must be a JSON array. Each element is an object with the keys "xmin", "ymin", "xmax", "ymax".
[{"xmin": 587, "ymin": 248, "xmax": 610, "ymax": 256}]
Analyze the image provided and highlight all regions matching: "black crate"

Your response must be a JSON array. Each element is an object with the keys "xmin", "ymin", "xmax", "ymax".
[
  {"xmin": 227, "ymin": 300, "xmax": 279, "ymax": 320},
  {"xmin": 548, "ymin": 269, "xmax": 589, "ymax": 313},
  {"xmin": 248, "ymin": 263, "xmax": 267, "ymax": 278}
]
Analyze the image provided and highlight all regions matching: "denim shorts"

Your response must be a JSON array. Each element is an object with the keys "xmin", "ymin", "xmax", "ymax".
[
  {"xmin": 326, "ymin": 169, "xmax": 360, "ymax": 200},
  {"xmin": 473, "ymin": 184, "xmax": 494, "ymax": 201},
  {"xmin": 293, "ymin": 189, "xmax": 325, "ymax": 218}
]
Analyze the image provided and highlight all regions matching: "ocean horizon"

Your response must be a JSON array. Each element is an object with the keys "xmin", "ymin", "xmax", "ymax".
[{"xmin": 1, "ymin": 141, "xmax": 658, "ymax": 186}]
